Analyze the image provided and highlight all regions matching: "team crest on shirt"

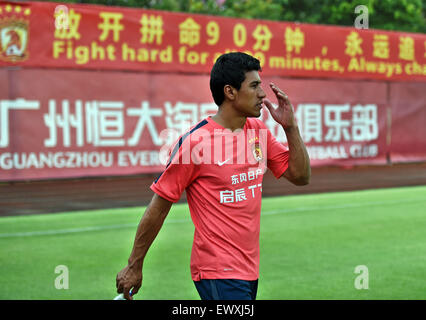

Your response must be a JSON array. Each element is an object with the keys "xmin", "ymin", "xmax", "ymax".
[{"xmin": 252, "ymin": 142, "xmax": 263, "ymax": 162}]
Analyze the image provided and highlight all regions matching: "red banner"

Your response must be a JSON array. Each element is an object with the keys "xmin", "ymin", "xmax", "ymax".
[
  {"xmin": 390, "ymin": 82, "xmax": 426, "ymax": 162},
  {"xmin": 0, "ymin": 1, "xmax": 425, "ymax": 81},
  {"xmin": 0, "ymin": 68, "xmax": 390, "ymax": 181}
]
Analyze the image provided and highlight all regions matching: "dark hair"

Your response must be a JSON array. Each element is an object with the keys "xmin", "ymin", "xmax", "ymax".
[{"xmin": 210, "ymin": 52, "xmax": 261, "ymax": 106}]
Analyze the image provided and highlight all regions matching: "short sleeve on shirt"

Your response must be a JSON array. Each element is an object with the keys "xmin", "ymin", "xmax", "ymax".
[
  {"xmin": 150, "ymin": 130, "xmax": 202, "ymax": 203},
  {"xmin": 266, "ymin": 128, "xmax": 290, "ymax": 179}
]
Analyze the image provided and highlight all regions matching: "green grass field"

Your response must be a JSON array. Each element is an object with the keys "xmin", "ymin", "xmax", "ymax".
[{"xmin": 1, "ymin": 185, "xmax": 425, "ymax": 300}]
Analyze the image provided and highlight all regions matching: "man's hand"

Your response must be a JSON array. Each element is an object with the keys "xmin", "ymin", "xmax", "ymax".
[
  {"xmin": 263, "ymin": 82, "xmax": 311, "ymax": 185},
  {"xmin": 114, "ymin": 194, "xmax": 172, "ymax": 300},
  {"xmin": 116, "ymin": 265, "xmax": 142, "ymax": 300},
  {"xmin": 263, "ymin": 83, "xmax": 297, "ymax": 129}
]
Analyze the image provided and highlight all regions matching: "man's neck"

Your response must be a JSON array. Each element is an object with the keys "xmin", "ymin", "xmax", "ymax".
[{"xmin": 211, "ymin": 105, "xmax": 247, "ymax": 132}]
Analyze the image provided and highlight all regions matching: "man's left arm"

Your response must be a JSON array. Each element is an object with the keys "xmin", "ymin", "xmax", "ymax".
[
  {"xmin": 263, "ymin": 82, "xmax": 311, "ymax": 186},
  {"xmin": 281, "ymin": 125, "xmax": 310, "ymax": 185}
]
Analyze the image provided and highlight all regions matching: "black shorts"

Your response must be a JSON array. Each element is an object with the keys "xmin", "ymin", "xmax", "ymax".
[{"xmin": 194, "ymin": 279, "xmax": 258, "ymax": 300}]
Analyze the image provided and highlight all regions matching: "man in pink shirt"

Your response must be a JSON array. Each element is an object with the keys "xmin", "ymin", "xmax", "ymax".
[{"xmin": 116, "ymin": 52, "xmax": 311, "ymax": 300}]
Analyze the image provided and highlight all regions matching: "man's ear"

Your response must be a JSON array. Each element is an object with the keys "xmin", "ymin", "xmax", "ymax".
[{"xmin": 224, "ymin": 85, "xmax": 236, "ymax": 101}]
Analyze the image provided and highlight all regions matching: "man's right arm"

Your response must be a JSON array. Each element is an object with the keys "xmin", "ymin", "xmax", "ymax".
[{"xmin": 116, "ymin": 193, "xmax": 173, "ymax": 300}]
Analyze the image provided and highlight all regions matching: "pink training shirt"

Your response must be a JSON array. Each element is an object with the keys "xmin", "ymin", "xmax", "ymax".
[{"xmin": 151, "ymin": 116, "xmax": 289, "ymax": 281}]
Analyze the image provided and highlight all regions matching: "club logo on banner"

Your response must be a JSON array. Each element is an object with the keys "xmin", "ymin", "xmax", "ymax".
[{"xmin": 0, "ymin": 4, "xmax": 30, "ymax": 62}]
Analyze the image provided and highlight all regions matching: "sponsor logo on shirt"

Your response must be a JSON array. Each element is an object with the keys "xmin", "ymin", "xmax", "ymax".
[{"xmin": 217, "ymin": 158, "xmax": 230, "ymax": 166}]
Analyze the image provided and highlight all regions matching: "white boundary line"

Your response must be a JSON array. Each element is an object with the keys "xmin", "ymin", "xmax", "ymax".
[
  {"xmin": 261, "ymin": 197, "xmax": 426, "ymax": 216},
  {"xmin": 0, "ymin": 197, "xmax": 424, "ymax": 239}
]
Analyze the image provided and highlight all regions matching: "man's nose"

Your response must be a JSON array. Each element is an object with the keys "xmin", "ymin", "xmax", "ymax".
[{"xmin": 258, "ymin": 87, "xmax": 266, "ymax": 99}]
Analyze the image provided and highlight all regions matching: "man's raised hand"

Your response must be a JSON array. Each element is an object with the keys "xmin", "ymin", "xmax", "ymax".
[{"xmin": 263, "ymin": 82, "xmax": 297, "ymax": 129}]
